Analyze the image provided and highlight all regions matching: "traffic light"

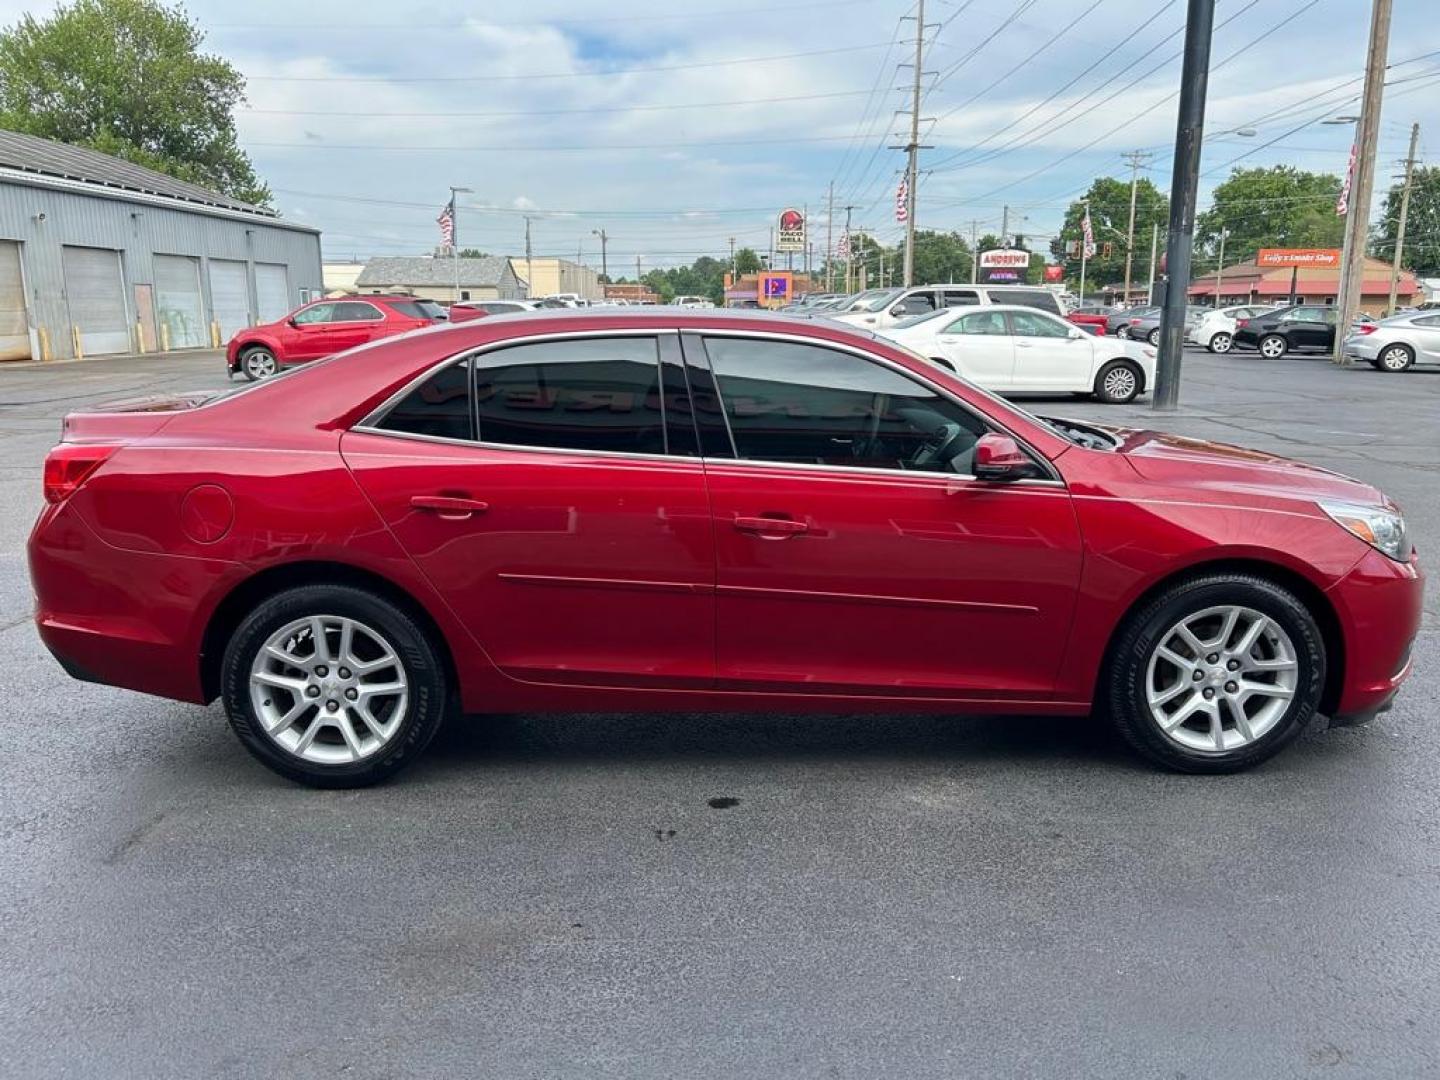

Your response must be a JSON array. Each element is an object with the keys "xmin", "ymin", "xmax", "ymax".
[{"xmin": 1102, "ymin": 242, "xmax": 1114, "ymax": 258}]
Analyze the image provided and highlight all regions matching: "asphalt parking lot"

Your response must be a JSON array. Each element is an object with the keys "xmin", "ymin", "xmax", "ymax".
[{"xmin": 1, "ymin": 344, "xmax": 1437, "ymax": 1079}]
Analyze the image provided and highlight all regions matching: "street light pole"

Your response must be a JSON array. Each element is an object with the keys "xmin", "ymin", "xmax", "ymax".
[
  {"xmin": 449, "ymin": 185, "xmax": 472, "ymax": 303},
  {"xmin": 592, "ymin": 229, "xmax": 609, "ymax": 284},
  {"xmin": 1152, "ymin": 0, "xmax": 1216, "ymax": 411},
  {"xmin": 1213, "ymin": 227, "xmax": 1228, "ymax": 304},
  {"xmin": 1387, "ymin": 121, "xmax": 1421, "ymax": 314}
]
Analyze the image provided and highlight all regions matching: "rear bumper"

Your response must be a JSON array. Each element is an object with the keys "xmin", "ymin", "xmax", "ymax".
[
  {"xmin": 1326, "ymin": 546, "xmax": 1424, "ymax": 719},
  {"xmin": 29, "ymin": 500, "xmax": 237, "ymax": 704}
]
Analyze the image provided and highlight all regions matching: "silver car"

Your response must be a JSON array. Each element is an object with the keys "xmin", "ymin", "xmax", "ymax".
[{"xmin": 1342, "ymin": 311, "xmax": 1440, "ymax": 372}]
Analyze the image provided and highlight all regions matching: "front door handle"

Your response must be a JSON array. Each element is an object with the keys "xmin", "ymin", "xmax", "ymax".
[
  {"xmin": 734, "ymin": 515, "xmax": 808, "ymax": 537},
  {"xmin": 410, "ymin": 495, "xmax": 489, "ymax": 519}
]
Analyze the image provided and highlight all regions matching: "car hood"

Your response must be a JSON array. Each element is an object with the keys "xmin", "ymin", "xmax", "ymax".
[{"xmin": 1084, "ymin": 424, "xmax": 1387, "ymax": 507}]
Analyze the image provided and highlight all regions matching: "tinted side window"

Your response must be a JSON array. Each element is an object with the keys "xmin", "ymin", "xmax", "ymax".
[
  {"xmin": 998, "ymin": 289, "xmax": 1061, "ymax": 314},
  {"xmin": 474, "ymin": 337, "xmax": 667, "ymax": 455},
  {"xmin": 292, "ymin": 303, "xmax": 336, "ymax": 325},
  {"xmin": 386, "ymin": 301, "xmax": 432, "ymax": 320},
  {"xmin": 377, "ymin": 360, "xmax": 472, "ymax": 441},
  {"xmin": 896, "ymin": 292, "xmax": 936, "ymax": 315},
  {"xmin": 702, "ymin": 337, "xmax": 986, "ymax": 474},
  {"xmin": 1414, "ymin": 315, "xmax": 1440, "ymax": 327},
  {"xmin": 332, "ymin": 302, "xmax": 384, "ymax": 322},
  {"xmin": 943, "ymin": 290, "xmax": 980, "ymax": 306}
]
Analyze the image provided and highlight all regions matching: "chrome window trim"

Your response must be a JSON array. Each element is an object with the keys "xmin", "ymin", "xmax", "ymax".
[{"xmin": 353, "ymin": 324, "xmax": 1063, "ymax": 485}]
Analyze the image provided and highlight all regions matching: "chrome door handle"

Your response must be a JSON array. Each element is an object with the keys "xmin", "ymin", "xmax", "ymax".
[
  {"xmin": 410, "ymin": 495, "xmax": 489, "ymax": 519},
  {"xmin": 734, "ymin": 515, "xmax": 808, "ymax": 537}
]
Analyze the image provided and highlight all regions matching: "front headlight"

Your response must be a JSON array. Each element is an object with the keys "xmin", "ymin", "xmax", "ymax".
[{"xmin": 1319, "ymin": 500, "xmax": 1411, "ymax": 561}]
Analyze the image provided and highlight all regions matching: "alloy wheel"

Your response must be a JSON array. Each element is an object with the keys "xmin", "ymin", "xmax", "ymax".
[
  {"xmin": 1144, "ymin": 605, "xmax": 1298, "ymax": 753},
  {"xmin": 245, "ymin": 350, "xmax": 278, "ymax": 379},
  {"xmin": 248, "ymin": 615, "xmax": 409, "ymax": 765},
  {"xmin": 1116, "ymin": 326, "xmax": 1130, "ymax": 339},
  {"xmin": 1102, "ymin": 364, "xmax": 1138, "ymax": 401},
  {"xmin": 1259, "ymin": 336, "xmax": 1286, "ymax": 359},
  {"xmin": 1210, "ymin": 333, "xmax": 1232, "ymax": 353},
  {"xmin": 1147, "ymin": 328, "xmax": 1161, "ymax": 346}
]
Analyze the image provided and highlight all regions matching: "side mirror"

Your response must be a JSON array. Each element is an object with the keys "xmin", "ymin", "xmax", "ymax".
[
  {"xmin": 890, "ymin": 306, "xmax": 906, "ymax": 317},
  {"xmin": 973, "ymin": 433, "xmax": 1033, "ymax": 482},
  {"xmin": 286, "ymin": 317, "xmax": 298, "ymax": 328},
  {"xmin": 1068, "ymin": 327, "xmax": 1085, "ymax": 339}
]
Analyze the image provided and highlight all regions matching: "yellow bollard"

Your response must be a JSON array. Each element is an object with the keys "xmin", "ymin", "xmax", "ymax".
[
  {"xmin": 160, "ymin": 322, "xmax": 170, "ymax": 352},
  {"xmin": 38, "ymin": 326, "xmax": 51, "ymax": 362},
  {"xmin": 210, "ymin": 320, "xmax": 221, "ymax": 348},
  {"xmin": 71, "ymin": 326, "xmax": 84, "ymax": 360},
  {"xmin": 134, "ymin": 319, "xmax": 147, "ymax": 354}
]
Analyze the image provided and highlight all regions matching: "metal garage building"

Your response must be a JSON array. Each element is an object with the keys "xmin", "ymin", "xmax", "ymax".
[{"xmin": 0, "ymin": 130, "xmax": 321, "ymax": 362}]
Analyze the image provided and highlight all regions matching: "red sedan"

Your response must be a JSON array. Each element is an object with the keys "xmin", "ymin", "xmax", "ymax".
[
  {"xmin": 31, "ymin": 311, "xmax": 1422, "ymax": 787},
  {"xmin": 225, "ymin": 295, "xmax": 443, "ymax": 380}
]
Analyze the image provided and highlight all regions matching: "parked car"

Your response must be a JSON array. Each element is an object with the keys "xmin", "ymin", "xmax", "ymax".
[
  {"xmin": 881, "ymin": 305, "xmax": 1155, "ymax": 403},
  {"xmin": 1232, "ymin": 305, "xmax": 1340, "ymax": 358},
  {"xmin": 447, "ymin": 300, "xmax": 535, "ymax": 322},
  {"xmin": 1341, "ymin": 310, "xmax": 1440, "ymax": 371},
  {"xmin": 225, "ymin": 295, "xmax": 443, "ymax": 380},
  {"xmin": 1066, "ymin": 306, "xmax": 1113, "ymax": 335},
  {"xmin": 673, "ymin": 296, "xmax": 716, "ymax": 309},
  {"xmin": 830, "ymin": 283, "xmax": 1064, "ymax": 329},
  {"xmin": 1186, "ymin": 304, "xmax": 1281, "ymax": 353},
  {"xmin": 1107, "ymin": 306, "xmax": 1160, "ymax": 338},
  {"xmin": 32, "ymin": 310, "xmax": 1420, "ymax": 786},
  {"xmin": 1123, "ymin": 306, "xmax": 1211, "ymax": 347}
]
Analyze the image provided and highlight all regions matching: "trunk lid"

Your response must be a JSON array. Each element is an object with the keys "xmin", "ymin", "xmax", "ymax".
[{"xmin": 60, "ymin": 391, "xmax": 222, "ymax": 443}]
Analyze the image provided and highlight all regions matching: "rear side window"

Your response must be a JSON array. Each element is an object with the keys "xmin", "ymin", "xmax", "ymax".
[
  {"xmin": 1414, "ymin": 315, "xmax": 1440, "ymax": 327},
  {"xmin": 332, "ymin": 302, "xmax": 384, "ymax": 322},
  {"xmin": 991, "ymin": 289, "xmax": 1061, "ymax": 315},
  {"xmin": 474, "ymin": 337, "xmax": 667, "ymax": 455},
  {"xmin": 385, "ymin": 301, "xmax": 433, "ymax": 320},
  {"xmin": 376, "ymin": 360, "xmax": 472, "ymax": 441}
]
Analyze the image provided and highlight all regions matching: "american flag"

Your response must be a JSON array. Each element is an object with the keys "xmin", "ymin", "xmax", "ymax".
[
  {"xmin": 895, "ymin": 177, "xmax": 908, "ymax": 224},
  {"xmin": 1336, "ymin": 143, "xmax": 1356, "ymax": 216},
  {"xmin": 437, "ymin": 201, "xmax": 455, "ymax": 247},
  {"xmin": 837, "ymin": 231, "xmax": 851, "ymax": 258},
  {"xmin": 1081, "ymin": 206, "xmax": 1097, "ymax": 259}
]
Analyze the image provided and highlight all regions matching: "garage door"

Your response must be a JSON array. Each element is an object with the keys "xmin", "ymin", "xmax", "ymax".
[
  {"xmin": 61, "ymin": 246, "xmax": 130, "ymax": 356},
  {"xmin": 0, "ymin": 241, "xmax": 29, "ymax": 361},
  {"xmin": 154, "ymin": 254, "xmax": 205, "ymax": 349},
  {"xmin": 255, "ymin": 263, "xmax": 290, "ymax": 323},
  {"xmin": 208, "ymin": 259, "xmax": 250, "ymax": 341}
]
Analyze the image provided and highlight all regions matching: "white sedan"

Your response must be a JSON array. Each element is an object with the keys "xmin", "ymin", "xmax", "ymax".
[
  {"xmin": 880, "ymin": 305, "xmax": 1157, "ymax": 403},
  {"xmin": 1186, "ymin": 304, "xmax": 1280, "ymax": 353}
]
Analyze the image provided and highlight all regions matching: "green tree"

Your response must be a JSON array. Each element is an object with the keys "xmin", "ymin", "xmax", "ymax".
[
  {"xmin": 1374, "ymin": 165, "xmax": 1440, "ymax": 278},
  {"xmin": 1050, "ymin": 176, "xmax": 1169, "ymax": 291},
  {"xmin": 457, "ymin": 248, "xmax": 490, "ymax": 259},
  {"xmin": 1195, "ymin": 166, "xmax": 1343, "ymax": 270},
  {"xmin": 0, "ymin": 0, "xmax": 270, "ymax": 206},
  {"xmin": 733, "ymin": 247, "xmax": 762, "ymax": 275},
  {"xmin": 904, "ymin": 230, "xmax": 973, "ymax": 284}
]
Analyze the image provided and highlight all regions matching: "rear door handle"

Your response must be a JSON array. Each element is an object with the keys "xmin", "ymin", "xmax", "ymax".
[
  {"xmin": 410, "ymin": 495, "xmax": 489, "ymax": 519},
  {"xmin": 734, "ymin": 515, "xmax": 808, "ymax": 537}
]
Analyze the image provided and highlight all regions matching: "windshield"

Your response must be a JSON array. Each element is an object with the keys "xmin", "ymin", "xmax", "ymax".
[{"xmin": 856, "ymin": 288, "xmax": 905, "ymax": 313}]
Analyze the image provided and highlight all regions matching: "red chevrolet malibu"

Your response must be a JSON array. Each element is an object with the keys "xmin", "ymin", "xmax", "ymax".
[{"xmin": 30, "ymin": 311, "xmax": 1422, "ymax": 787}]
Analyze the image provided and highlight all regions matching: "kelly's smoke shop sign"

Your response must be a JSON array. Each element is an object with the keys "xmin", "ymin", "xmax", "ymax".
[{"xmin": 978, "ymin": 248, "xmax": 1030, "ymax": 282}]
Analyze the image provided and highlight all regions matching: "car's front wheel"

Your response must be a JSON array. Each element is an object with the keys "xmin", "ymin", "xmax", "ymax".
[
  {"xmin": 1208, "ymin": 331, "xmax": 1233, "ymax": 353},
  {"xmin": 1094, "ymin": 359, "xmax": 1142, "ymax": 403},
  {"xmin": 1258, "ymin": 334, "xmax": 1288, "ymax": 359},
  {"xmin": 1104, "ymin": 574, "xmax": 1325, "ymax": 773},
  {"xmin": 240, "ymin": 345, "xmax": 279, "ymax": 381},
  {"xmin": 1147, "ymin": 328, "xmax": 1161, "ymax": 346},
  {"xmin": 221, "ymin": 584, "xmax": 449, "ymax": 787},
  {"xmin": 1377, "ymin": 343, "xmax": 1414, "ymax": 372}
]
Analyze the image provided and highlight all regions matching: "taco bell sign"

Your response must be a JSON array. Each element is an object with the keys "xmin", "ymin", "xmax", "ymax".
[{"xmin": 776, "ymin": 208, "xmax": 806, "ymax": 253}]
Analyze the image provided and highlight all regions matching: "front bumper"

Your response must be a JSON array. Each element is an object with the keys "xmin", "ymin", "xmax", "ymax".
[{"xmin": 1326, "ymin": 546, "xmax": 1424, "ymax": 720}]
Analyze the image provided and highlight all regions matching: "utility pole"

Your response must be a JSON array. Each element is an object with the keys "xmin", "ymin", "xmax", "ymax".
[
  {"xmin": 844, "ymin": 204, "xmax": 856, "ymax": 292},
  {"xmin": 635, "ymin": 254, "xmax": 642, "ymax": 284},
  {"xmin": 1152, "ymin": 0, "xmax": 1215, "ymax": 410},
  {"xmin": 899, "ymin": 0, "xmax": 927, "ymax": 286},
  {"xmin": 729, "ymin": 236, "xmax": 737, "ymax": 279},
  {"xmin": 1000, "ymin": 205, "xmax": 1010, "ymax": 246},
  {"xmin": 969, "ymin": 219, "xmax": 980, "ymax": 284},
  {"xmin": 591, "ymin": 229, "xmax": 609, "ymax": 283},
  {"xmin": 1078, "ymin": 206, "xmax": 1089, "ymax": 302},
  {"xmin": 825, "ymin": 181, "xmax": 835, "ymax": 292},
  {"xmin": 524, "ymin": 216, "xmax": 534, "ymax": 301},
  {"xmin": 1387, "ymin": 121, "xmax": 1420, "ymax": 314},
  {"xmin": 1121, "ymin": 150, "xmax": 1153, "ymax": 306},
  {"xmin": 1147, "ymin": 222, "xmax": 1160, "ymax": 304},
  {"xmin": 1213, "ymin": 226, "xmax": 1228, "ymax": 305},
  {"xmin": 1336, "ymin": 0, "xmax": 1393, "ymax": 362}
]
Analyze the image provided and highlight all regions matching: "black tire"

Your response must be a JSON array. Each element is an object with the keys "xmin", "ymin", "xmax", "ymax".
[
  {"xmin": 1093, "ymin": 359, "xmax": 1142, "ymax": 403},
  {"xmin": 1146, "ymin": 328, "xmax": 1161, "ymax": 346},
  {"xmin": 1115, "ymin": 325, "xmax": 1131, "ymax": 339},
  {"xmin": 1258, "ymin": 333, "xmax": 1288, "ymax": 359},
  {"xmin": 240, "ymin": 345, "xmax": 279, "ymax": 381},
  {"xmin": 1376, "ymin": 343, "xmax": 1414, "ymax": 372},
  {"xmin": 1103, "ymin": 574, "xmax": 1325, "ymax": 773},
  {"xmin": 1208, "ymin": 331, "xmax": 1233, "ymax": 354},
  {"xmin": 221, "ymin": 584, "xmax": 449, "ymax": 787}
]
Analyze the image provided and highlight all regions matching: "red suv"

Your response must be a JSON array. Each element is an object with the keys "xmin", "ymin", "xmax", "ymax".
[
  {"xmin": 31, "ymin": 311, "xmax": 1422, "ymax": 787},
  {"xmin": 226, "ymin": 295, "xmax": 443, "ymax": 380}
]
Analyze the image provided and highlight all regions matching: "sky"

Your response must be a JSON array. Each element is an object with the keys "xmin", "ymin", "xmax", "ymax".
[{"xmin": 4, "ymin": 0, "xmax": 1439, "ymax": 272}]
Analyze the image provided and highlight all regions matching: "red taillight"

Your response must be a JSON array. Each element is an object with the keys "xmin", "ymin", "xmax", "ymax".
[
  {"xmin": 43, "ymin": 444, "xmax": 117, "ymax": 504},
  {"xmin": 1236, "ymin": 319, "xmax": 1249, "ymax": 328},
  {"xmin": 1356, "ymin": 324, "xmax": 1378, "ymax": 335}
]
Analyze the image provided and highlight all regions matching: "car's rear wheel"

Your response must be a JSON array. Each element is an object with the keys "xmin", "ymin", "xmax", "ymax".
[
  {"xmin": 240, "ymin": 346, "xmax": 278, "ymax": 381},
  {"xmin": 1115, "ymin": 325, "xmax": 1131, "ymax": 339},
  {"xmin": 1104, "ymin": 574, "xmax": 1324, "ymax": 773},
  {"xmin": 1146, "ymin": 328, "xmax": 1161, "ymax": 346},
  {"xmin": 1093, "ymin": 359, "xmax": 1141, "ymax": 403},
  {"xmin": 1258, "ymin": 334, "xmax": 1287, "ymax": 359},
  {"xmin": 1208, "ymin": 331, "xmax": 1233, "ymax": 353},
  {"xmin": 1377, "ymin": 343, "xmax": 1414, "ymax": 372},
  {"xmin": 221, "ymin": 584, "xmax": 449, "ymax": 787}
]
